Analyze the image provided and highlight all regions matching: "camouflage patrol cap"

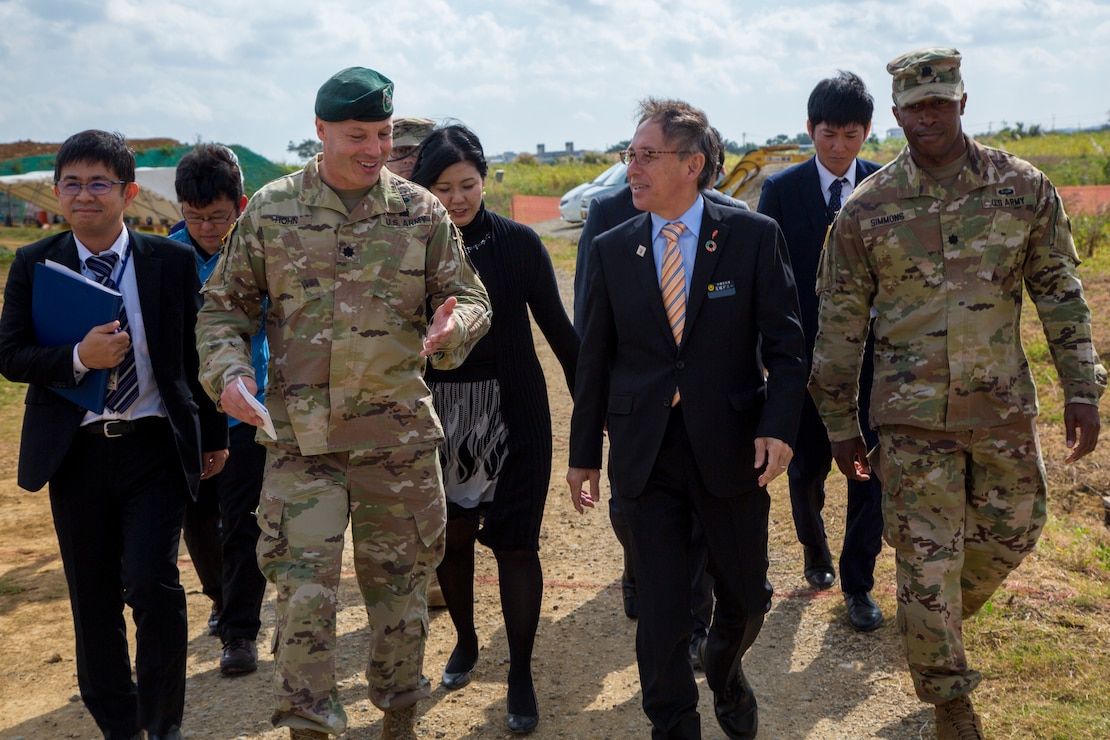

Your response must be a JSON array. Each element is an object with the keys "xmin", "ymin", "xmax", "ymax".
[
  {"xmin": 315, "ymin": 67, "xmax": 394, "ymax": 122},
  {"xmin": 392, "ymin": 117, "xmax": 435, "ymax": 147},
  {"xmin": 887, "ymin": 47, "xmax": 964, "ymax": 107}
]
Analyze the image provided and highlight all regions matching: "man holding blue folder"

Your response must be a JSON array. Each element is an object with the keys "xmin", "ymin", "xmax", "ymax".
[{"xmin": 0, "ymin": 129, "xmax": 228, "ymax": 740}]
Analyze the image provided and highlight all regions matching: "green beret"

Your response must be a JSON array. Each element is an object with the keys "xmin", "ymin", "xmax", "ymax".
[
  {"xmin": 392, "ymin": 117, "xmax": 436, "ymax": 147},
  {"xmin": 315, "ymin": 67, "xmax": 394, "ymax": 123},
  {"xmin": 887, "ymin": 47, "xmax": 964, "ymax": 107}
]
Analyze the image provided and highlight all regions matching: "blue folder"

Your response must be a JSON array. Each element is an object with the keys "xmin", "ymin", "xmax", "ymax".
[{"xmin": 31, "ymin": 260, "xmax": 123, "ymax": 414}]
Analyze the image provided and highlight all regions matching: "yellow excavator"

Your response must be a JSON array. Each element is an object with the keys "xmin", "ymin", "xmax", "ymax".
[{"xmin": 715, "ymin": 144, "xmax": 812, "ymax": 204}]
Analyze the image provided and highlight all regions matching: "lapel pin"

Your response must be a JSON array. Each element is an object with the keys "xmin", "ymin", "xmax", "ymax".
[
  {"xmin": 636, "ymin": 245, "xmax": 647, "ymax": 257},
  {"xmin": 704, "ymin": 229, "xmax": 719, "ymax": 252}
]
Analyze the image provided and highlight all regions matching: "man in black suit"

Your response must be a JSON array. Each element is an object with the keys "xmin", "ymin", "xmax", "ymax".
[
  {"xmin": 0, "ymin": 130, "xmax": 228, "ymax": 740},
  {"xmin": 757, "ymin": 72, "xmax": 886, "ymax": 632},
  {"xmin": 568, "ymin": 99, "xmax": 807, "ymax": 739},
  {"xmin": 572, "ymin": 139, "xmax": 749, "ymax": 667}
]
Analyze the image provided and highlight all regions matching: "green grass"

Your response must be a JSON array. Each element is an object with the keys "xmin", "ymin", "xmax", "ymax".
[
  {"xmin": 0, "ymin": 580, "xmax": 25, "ymax": 596},
  {"xmin": 861, "ymin": 129, "xmax": 1110, "ymax": 186},
  {"xmin": 970, "ymin": 572, "xmax": 1110, "ymax": 738},
  {"xmin": 0, "ymin": 226, "xmax": 49, "ymax": 254},
  {"xmin": 484, "ymin": 156, "xmax": 617, "ymax": 216},
  {"xmin": 540, "ymin": 234, "xmax": 578, "ymax": 274}
]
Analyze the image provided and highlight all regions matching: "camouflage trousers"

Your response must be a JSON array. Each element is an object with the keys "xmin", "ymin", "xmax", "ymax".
[
  {"xmin": 875, "ymin": 418, "xmax": 1047, "ymax": 704},
  {"xmin": 256, "ymin": 441, "xmax": 447, "ymax": 735}
]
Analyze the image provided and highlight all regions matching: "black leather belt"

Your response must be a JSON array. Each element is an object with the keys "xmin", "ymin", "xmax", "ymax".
[{"xmin": 80, "ymin": 417, "xmax": 167, "ymax": 439}]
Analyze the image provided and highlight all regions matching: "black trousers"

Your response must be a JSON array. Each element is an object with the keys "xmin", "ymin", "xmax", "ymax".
[
  {"xmin": 609, "ymin": 480, "xmax": 714, "ymax": 632},
  {"xmin": 788, "ymin": 336, "xmax": 883, "ymax": 594},
  {"xmin": 183, "ymin": 422, "xmax": 267, "ymax": 641},
  {"xmin": 621, "ymin": 409, "xmax": 772, "ymax": 739},
  {"xmin": 48, "ymin": 418, "xmax": 188, "ymax": 739}
]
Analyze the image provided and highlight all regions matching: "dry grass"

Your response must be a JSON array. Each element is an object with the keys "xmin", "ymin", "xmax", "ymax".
[{"xmin": 540, "ymin": 231, "xmax": 1110, "ymax": 738}]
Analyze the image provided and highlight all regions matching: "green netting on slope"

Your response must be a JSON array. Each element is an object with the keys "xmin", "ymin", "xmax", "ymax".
[{"xmin": 0, "ymin": 145, "xmax": 288, "ymax": 197}]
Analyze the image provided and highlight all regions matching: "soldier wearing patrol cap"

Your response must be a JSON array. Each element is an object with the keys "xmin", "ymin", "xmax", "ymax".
[
  {"xmin": 810, "ymin": 47, "xmax": 1104, "ymax": 739},
  {"xmin": 196, "ymin": 66, "xmax": 491, "ymax": 740},
  {"xmin": 386, "ymin": 116, "xmax": 436, "ymax": 180}
]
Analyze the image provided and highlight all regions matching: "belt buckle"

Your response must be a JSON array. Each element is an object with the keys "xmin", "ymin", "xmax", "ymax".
[{"xmin": 102, "ymin": 420, "xmax": 126, "ymax": 438}]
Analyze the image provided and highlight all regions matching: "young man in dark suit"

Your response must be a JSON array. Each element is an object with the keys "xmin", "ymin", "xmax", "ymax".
[
  {"xmin": 0, "ymin": 130, "xmax": 228, "ymax": 740},
  {"xmin": 568, "ymin": 99, "xmax": 807, "ymax": 739},
  {"xmin": 757, "ymin": 72, "xmax": 886, "ymax": 632}
]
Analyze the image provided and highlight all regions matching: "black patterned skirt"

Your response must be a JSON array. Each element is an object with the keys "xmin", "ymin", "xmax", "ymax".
[{"xmin": 430, "ymin": 379, "xmax": 509, "ymax": 509}]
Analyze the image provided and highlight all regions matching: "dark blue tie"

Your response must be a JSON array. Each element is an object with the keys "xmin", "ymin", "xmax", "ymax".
[
  {"xmin": 85, "ymin": 253, "xmax": 139, "ymax": 413},
  {"xmin": 827, "ymin": 177, "xmax": 848, "ymax": 222}
]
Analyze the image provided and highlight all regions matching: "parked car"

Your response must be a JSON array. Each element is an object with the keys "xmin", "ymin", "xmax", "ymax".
[
  {"xmin": 578, "ymin": 162, "xmax": 628, "ymax": 222},
  {"xmin": 558, "ymin": 162, "xmax": 626, "ymax": 223}
]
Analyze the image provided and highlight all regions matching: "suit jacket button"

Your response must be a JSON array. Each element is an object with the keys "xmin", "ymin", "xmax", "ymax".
[
  {"xmin": 676, "ymin": 360, "xmax": 685, "ymax": 370},
  {"xmin": 663, "ymin": 399, "xmax": 671, "ymax": 407}
]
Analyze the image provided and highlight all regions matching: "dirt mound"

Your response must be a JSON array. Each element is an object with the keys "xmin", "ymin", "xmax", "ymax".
[
  {"xmin": 0, "ymin": 138, "xmax": 183, "ymax": 163},
  {"xmin": 733, "ymin": 162, "xmax": 795, "ymax": 208}
]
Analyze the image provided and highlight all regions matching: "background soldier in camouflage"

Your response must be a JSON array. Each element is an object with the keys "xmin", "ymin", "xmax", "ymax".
[
  {"xmin": 195, "ymin": 67, "xmax": 490, "ymax": 740},
  {"xmin": 809, "ymin": 48, "xmax": 1105, "ymax": 739},
  {"xmin": 385, "ymin": 116, "xmax": 435, "ymax": 181},
  {"xmin": 381, "ymin": 114, "xmax": 447, "ymax": 611}
]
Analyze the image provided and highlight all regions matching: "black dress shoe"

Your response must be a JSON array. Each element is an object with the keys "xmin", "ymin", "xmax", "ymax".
[
  {"xmin": 714, "ymin": 665, "xmax": 757, "ymax": 739},
  {"xmin": 803, "ymin": 544, "xmax": 836, "ymax": 590},
  {"xmin": 441, "ymin": 646, "xmax": 478, "ymax": 690},
  {"xmin": 208, "ymin": 602, "xmax": 222, "ymax": 636},
  {"xmin": 621, "ymin": 578, "xmax": 638, "ymax": 620},
  {"xmin": 844, "ymin": 592, "xmax": 884, "ymax": 632},
  {"xmin": 148, "ymin": 727, "xmax": 183, "ymax": 740},
  {"xmin": 506, "ymin": 686, "xmax": 539, "ymax": 734},
  {"xmin": 220, "ymin": 637, "xmax": 258, "ymax": 675},
  {"xmin": 688, "ymin": 630, "xmax": 708, "ymax": 672}
]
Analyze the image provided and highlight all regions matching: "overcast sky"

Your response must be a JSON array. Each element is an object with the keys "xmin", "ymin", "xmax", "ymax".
[{"xmin": 1, "ymin": 0, "xmax": 1107, "ymax": 165}]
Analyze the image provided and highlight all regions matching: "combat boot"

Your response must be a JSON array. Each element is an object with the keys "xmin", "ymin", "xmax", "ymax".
[
  {"xmin": 427, "ymin": 572, "xmax": 446, "ymax": 608},
  {"xmin": 382, "ymin": 704, "xmax": 418, "ymax": 740},
  {"xmin": 289, "ymin": 728, "xmax": 329, "ymax": 740},
  {"xmin": 934, "ymin": 694, "xmax": 984, "ymax": 739}
]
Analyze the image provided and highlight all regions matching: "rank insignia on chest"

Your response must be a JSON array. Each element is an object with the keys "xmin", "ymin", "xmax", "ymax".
[{"xmin": 339, "ymin": 244, "xmax": 357, "ymax": 261}]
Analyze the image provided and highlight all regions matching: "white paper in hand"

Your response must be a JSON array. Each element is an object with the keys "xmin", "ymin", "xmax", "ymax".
[{"xmin": 236, "ymin": 377, "xmax": 276, "ymax": 440}]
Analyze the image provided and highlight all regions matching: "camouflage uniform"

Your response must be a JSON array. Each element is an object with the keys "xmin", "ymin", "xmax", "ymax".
[
  {"xmin": 809, "ymin": 135, "xmax": 1105, "ymax": 703},
  {"xmin": 196, "ymin": 155, "xmax": 490, "ymax": 734}
]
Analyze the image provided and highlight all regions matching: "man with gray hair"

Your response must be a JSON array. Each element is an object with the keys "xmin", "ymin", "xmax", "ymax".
[
  {"xmin": 810, "ymin": 47, "xmax": 1104, "ymax": 738},
  {"xmin": 569, "ymin": 97, "xmax": 807, "ymax": 739}
]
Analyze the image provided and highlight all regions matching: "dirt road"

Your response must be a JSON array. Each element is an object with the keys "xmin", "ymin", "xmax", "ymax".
[{"xmin": 0, "ymin": 260, "xmax": 935, "ymax": 739}]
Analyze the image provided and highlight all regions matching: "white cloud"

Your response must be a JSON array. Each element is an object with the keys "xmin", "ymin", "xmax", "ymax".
[{"xmin": 0, "ymin": 0, "xmax": 1106, "ymax": 163}]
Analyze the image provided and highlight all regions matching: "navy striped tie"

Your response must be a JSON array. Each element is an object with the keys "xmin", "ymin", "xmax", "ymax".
[
  {"xmin": 827, "ymin": 177, "xmax": 848, "ymax": 221},
  {"xmin": 85, "ymin": 253, "xmax": 139, "ymax": 412}
]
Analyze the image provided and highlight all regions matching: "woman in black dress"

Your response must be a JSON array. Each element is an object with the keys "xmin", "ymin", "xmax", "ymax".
[{"xmin": 411, "ymin": 125, "xmax": 578, "ymax": 735}]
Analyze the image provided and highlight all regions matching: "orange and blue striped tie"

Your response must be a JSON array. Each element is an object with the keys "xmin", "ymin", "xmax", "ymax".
[{"xmin": 660, "ymin": 221, "xmax": 686, "ymax": 404}]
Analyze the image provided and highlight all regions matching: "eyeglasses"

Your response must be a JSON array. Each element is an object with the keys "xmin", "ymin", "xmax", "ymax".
[
  {"xmin": 618, "ymin": 149, "xmax": 692, "ymax": 166},
  {"xmin": 387, "ymin": 146, "xmax": 418, "ymax": 162},
  {"xmin": 182, "ymin": 211, "xmax": 236, "ymax": 226},
  {"xmin": 55, "ymin": 179, "xmax": 128, "ymax": 196}
]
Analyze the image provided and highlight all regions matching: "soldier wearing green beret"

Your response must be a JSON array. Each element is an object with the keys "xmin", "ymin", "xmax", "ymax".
[
  {"xmin": 809, "ymin": 47, "xmax": 1105, "ymax": 739},
  {"xmin": 196, "ymin": 66, "xmax": 491, "ymax": 740}
]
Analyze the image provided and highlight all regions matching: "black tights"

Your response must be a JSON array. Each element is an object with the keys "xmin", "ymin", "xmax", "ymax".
[{"xmin": 437, "ymin": 515, "xmax": 542, "ymax": 715}]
